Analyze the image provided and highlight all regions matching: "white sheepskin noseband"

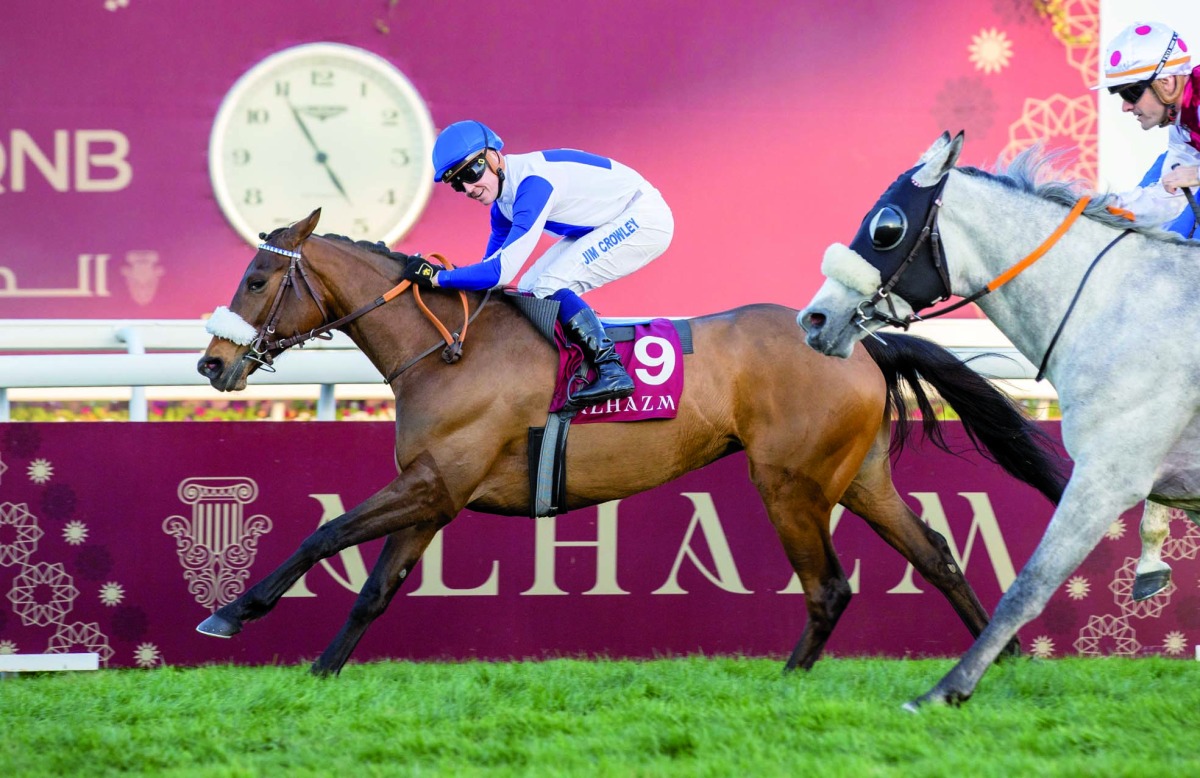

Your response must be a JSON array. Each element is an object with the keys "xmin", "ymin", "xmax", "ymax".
[
  {"xmin": 821, "ymin": 243, "xmax": 882, "ymax": 296},
  {"xmin": 205, "ymin": 306, "xmax": 258, "ymax": 346}
]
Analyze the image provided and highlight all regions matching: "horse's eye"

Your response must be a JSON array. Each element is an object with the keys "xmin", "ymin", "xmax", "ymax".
[
  {"xmin": 247, "ymin": 278, "xmax": 267, "ymax": 293},
  {"xmin": 869, "ymin": 206, "xmax": 908, "ymax": 251}
]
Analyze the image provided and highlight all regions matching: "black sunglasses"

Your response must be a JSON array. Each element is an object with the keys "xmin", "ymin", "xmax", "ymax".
[
  {"xmin": 442, "ymin": 152, "xmax": 489, "ymax": 192},
  {"xmin": 1109, "ymin": 79, "xmax": 1151, "ymax": 104}
]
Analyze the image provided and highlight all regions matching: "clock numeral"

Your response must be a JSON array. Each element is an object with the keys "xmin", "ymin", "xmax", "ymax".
[
  {"xmin": 379, "ymin": 189, "xmax": 397, "ymax": 205},
  {"xmin": 352, "ymin": 218, "xmax": 371, "ymax": 235},
  {"xmin": 390, "ymin": 148, "xmax": 411, "ymax": 167},
  {"xmin": 274, "ymin": 80, "xmax": 291, "ymax": 97},
  {"xmin": 231, "ymin": 149, "xmax": 251, "ymax": 166},
  {"xmin": 360, "ymin": 81, "xmax": 370, "ymax": 98},
  {"xmin": 243, "ymin": 188, "xmax": 264, "ymax": 206},
  {"xmin": 381, "ymin": 109, "xmax": 399, "ymax": 127},
  {"xmin": 245, "ymin": 108, "xmax": 270, "ymax": 124},
  {"xmin": 311, "ymin": 69, "xmax": 334, "ymax": 87}
]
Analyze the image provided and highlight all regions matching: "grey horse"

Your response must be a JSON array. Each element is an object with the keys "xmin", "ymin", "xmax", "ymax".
[{"xmin": 798, "ymin": 131, "xmax": 1200, "ymax": 708}]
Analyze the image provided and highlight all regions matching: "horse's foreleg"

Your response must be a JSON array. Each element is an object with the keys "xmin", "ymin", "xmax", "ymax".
[
  {"xmin": 197, "ymin": 451, "xmax": 456, "ymax": 639},
  {"xmin": 908, "ymin": 474, "xmax": 1141, "ymax": 710},
  {"xmin": 840, "ymin": 448, "xmax": 1019, "ymax": 658},
  {"xmin": 1133, "ymin": 501, "xmax": 1172, "ymax": 601},
  {"xmin": 310, "ymin": 522, "xmax": 443, "ymax": 676}
]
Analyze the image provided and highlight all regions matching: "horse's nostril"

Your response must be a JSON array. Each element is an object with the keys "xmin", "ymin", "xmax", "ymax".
[
  {"xmin": 800, "ymin": 311, "xmax": 826, "ymax": 333},
  {"xmin": 198, "ymin": 357, "xmax": 223, "ymax": 378}
]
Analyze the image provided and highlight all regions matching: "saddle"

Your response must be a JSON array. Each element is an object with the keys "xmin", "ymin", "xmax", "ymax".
[{"xmin": 505, "ymin": 292, "xmax": 693, "ymax": 518}]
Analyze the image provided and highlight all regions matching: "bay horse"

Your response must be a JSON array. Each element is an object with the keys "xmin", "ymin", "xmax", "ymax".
[
  {"xmin": 799, "ymin": 131, "xmax": 1200, "ymax": 708},
  {"xmin": 196, "ymin": 207, "xmax": 1065, "ymax": 677}
]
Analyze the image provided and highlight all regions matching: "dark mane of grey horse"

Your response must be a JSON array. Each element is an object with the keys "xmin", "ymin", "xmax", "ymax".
[{"xmin": 958, "ymin": 146, "xmax": 1191, "ymax": 244}]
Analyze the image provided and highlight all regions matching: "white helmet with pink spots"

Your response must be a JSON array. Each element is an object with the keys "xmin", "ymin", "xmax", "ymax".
[{"xmin": 1101, "ymin": 21, "xmax": 1191, "ymax": 89}]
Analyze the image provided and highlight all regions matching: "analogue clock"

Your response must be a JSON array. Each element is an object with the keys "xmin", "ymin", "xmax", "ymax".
[{"xmin": 208, "ymin": 42, "xmax": 435, "ymax": 246}]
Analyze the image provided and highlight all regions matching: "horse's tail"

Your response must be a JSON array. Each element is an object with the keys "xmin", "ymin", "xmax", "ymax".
[{"xmin": 861, "ymin": 333, "xmax": 1067, "ymax": 505}]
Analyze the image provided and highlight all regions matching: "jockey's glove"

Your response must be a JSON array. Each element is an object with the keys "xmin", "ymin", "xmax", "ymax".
[{"xmin": 403, "ymin": 254, "xmax": 441, "ymax": 288}]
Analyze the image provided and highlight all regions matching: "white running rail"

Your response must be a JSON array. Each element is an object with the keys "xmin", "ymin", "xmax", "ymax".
[{"xmin": 0, "ymin": 318, "xmax": 1053, "ymax": 422}]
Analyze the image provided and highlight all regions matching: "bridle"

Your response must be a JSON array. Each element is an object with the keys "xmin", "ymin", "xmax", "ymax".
[
  {"xmin": 244, "ymin": 242, "xmax": 334, "ymax": 371},
  {"xmin": 240, "ymin": 239, "xmax": 488, "ymax": 381},
  {"xmin": 850, "ymin": 184, "xmax": 1130, "ymax": 381},
  {"xmin": 852, "ymin": 181, "xmax": 951, "ymax": 335}
]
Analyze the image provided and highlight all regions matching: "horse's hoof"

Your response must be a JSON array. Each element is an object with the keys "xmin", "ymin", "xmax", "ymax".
[
  {"xmin": 196, "ymin": 613, "xmax": 241, "ymax": 638},
  {"xmin": 1132, "ymin": 569, "xmax": 1171, "ymax": 601},
  {"xmin": 904, "ymin": 684, "xmax": 970, "ymax": 711},
  {"xmin": 902, "ymin": 691, "xmax": 941, "ymax": 712}
]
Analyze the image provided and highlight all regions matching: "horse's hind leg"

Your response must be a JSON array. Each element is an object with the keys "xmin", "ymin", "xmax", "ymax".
[
  {"xmin": 839, "ymin": 425, "xmax": 1019, "ymax": 657},
  {"xmin": 310, "ymin": 522, "xmax": 443, "ymax": 677},
  {"xmin": 197, "ymin": 452, "xmax": 456, "ymax": 639},
  {"xmin": 1133, "ymin": 501, "xmax": 1172, "ymax": 601}
]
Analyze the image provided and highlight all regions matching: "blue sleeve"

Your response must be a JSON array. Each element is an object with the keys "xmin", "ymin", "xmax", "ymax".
[
  {"xmin": 1139, "ymin": 152, "xmax": 1167, "ymax": 187},
  {"xmin": 435, "ymin": 206, "xmax": 512, "ymax": 291},
  {"xmin": 436, "ymin": 176, "xmax": 554, "ymax": 291},
  {"xmin": 435, "ymin": 258, "xmax": 502, "ymax": 290},
  {"xmin": 497, "ymin": 176, "xmax": 553, "ymax": 253},
  {"xmin": 1140, "ymin": 151, "xmax": 1197, "ymax": 237},
  {"xmin": 1163, "ymin": 204, "xmax": 1197, "ymax": 237},
  {"xmin": 485, "ymin": 204, "xmax": 512, "ymax": 258}
]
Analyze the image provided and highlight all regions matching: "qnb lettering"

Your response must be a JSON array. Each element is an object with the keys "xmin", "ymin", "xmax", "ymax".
[
  {"xmin": 0, "ymin": 129, "xmax": 133, "ymax": 193},
  {"xmin": 581, "ymin": 218, "xmax": 640, "ymax": 264}
]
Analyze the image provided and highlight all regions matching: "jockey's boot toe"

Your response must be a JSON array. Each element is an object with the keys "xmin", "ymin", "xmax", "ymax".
[{"xmin": 571, "ymin": 363, "xmax": 635, "ymax": 406}]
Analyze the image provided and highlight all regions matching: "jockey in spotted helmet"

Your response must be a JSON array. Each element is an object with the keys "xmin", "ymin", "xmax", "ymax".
[
  {"xmin": 1099, "ymin": 21, "xmax": 1200, "ymax": 234},
  {"xmin": 408, "ymin": 120, "xmax": 675, "ymax": 409}
]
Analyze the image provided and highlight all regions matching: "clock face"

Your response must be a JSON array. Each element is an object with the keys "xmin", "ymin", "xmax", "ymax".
[{"xmin": 209, "ymin": 42, "xmax": 435, "ymax": 246}]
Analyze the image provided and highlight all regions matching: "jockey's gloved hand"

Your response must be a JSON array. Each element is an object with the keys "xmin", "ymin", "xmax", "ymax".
[{"xmin": 403, "ymin": 254, "xmax": 440, "ymax": 288}]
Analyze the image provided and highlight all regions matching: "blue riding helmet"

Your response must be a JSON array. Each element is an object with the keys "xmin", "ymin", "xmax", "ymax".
[{"xmin": 432, "ymin": 120, "xmax": 504, "ymax": 183}]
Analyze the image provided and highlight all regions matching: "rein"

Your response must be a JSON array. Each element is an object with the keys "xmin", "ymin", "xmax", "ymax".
[
  {"xmin": 1033, "ymin": 228, "xmax": 1130, "ymax": 380},
  {"xmin": 855, "ymin": 194, "xmax": 1094, "ymax": 336},
  {"xmin": 245, "ymin": 243, "xmax": 484, "ymax": 379},
  {"xmin": 1183, "ymin": 186, "xmax": 1200, "ymax": 239},
  {"xmin": 853, "ymin": 192, "xmax": 1137, "ymax": 382}
]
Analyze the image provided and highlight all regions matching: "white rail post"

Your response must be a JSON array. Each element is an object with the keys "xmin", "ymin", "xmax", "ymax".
[
  {"xmin": 318, "ymin": 384, "xmax": 336, "ymax": 420},
  {"xmin": 115, "ymin": 326, "xmax": 148, "ymax": 421}
]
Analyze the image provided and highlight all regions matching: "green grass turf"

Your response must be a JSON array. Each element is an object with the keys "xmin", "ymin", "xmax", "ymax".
[{"xmin": 2, "ymin": 655, "xmax": 1197, "ymax": 776}]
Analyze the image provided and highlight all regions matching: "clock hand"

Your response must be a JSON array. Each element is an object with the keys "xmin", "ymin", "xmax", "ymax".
[
  {"xmin": 288, "ymin": 101, "xmax": 353, "ymax": 205},
  {"xmin": 321, "ymin": 162, "xmax": 352, "ymax": 205}
]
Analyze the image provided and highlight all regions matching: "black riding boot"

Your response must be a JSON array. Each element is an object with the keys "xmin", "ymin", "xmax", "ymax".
[{"xmin": 563, "ymin": 307, "xmax": 635, "ymax": 407}]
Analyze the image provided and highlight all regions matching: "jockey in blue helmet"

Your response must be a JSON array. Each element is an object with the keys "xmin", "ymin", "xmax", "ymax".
[
  {"xmin": 432, "ymin": 120, "xmax": 505, "ymax": 189},
  {"xmin": 405, "ymin": 120, "xmax": 675, "ymax": 409}
]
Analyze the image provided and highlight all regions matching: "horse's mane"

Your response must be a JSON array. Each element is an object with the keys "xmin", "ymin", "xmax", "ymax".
[
  {"xmin": 260, "ymin": 225, "xmax": 412, "ymax": 262},
  {"xmin": 958, "ymin": 146, "xmax": 1190, "ymax": 243},
  {"xmin": 319, "ymin": 233, "xmax": 412, "ymax": 262}
]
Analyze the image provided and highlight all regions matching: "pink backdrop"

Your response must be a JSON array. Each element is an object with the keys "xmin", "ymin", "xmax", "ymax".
[
  {"xmin": 1, "ymin": 1, "xmax": 1100, "ymax": 319},
  {"xmin": 1, "ymin": 422, "xmax": 1196, "ymax": 668}
]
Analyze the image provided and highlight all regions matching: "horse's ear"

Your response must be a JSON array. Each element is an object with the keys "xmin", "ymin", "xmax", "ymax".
[
  {"xmin": 913, "ymin": 131, "xmax": 964, "ymax": 187},
  {"xmin": 291, "ymin": 208, "xmax": 322, "ymax": 243},
  {"xmin": 916, "ymin": 132, "xmax": 952, "ymax": 166}
]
